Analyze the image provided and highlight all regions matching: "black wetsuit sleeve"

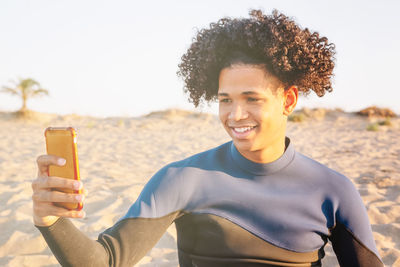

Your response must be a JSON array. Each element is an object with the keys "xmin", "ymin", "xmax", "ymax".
[
  {"xmin": 329, "ymin": 223, "xmax": 384, "ymax": 267},
  {"xmin": 36, "ymin": 212, "xmax": 178, "ymax": 267}
]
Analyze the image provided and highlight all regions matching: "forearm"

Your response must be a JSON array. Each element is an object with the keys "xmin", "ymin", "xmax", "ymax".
[
  {"xmin": 36, "ymin": 217, "xmax": 109, "ymax": 267},
  {"xmin": 36, "ymin": 212, "xmax": 179, "ymax": 267}
]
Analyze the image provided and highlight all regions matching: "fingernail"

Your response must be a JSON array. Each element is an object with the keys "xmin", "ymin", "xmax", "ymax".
[
  {"xmin": 80, "ymin": 211, "xmax": 86, "ymax": 218},
  {"xmin": 73, "ymin": 181, "xmax": 82, "ymax": 190},
  {"xmin": 58, "ymin": 158, "xmax": 66, "ymax": 166},
  {"xmin": 75, "ymin": 195, "xmax": 83, "ymax": 201}
]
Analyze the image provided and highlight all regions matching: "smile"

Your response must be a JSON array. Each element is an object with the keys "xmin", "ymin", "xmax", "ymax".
[
  {"xmin": 229, "ymin": 125, "xmax": 257, "ymax": 139},
  {"xmin": 233, "ymin": 126, "xmax": 256, "ymax": 133}
]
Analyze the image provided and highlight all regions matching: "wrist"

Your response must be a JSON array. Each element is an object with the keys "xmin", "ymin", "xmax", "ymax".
[{"xmin": 33, "ymin": 215, "xmax": 60, "ymax": 227}]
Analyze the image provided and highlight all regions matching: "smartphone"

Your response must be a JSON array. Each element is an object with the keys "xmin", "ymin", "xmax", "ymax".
[{"xmin": 45, "ymin": 127, "xmax": 83, "ymax": 211}]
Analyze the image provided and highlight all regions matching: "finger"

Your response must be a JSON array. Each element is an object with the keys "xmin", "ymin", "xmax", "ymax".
[
  {"xmin": 32, "ymin": 176, "xmax": 82, "ymax": 191},
  {"xmin": 32, "ymin": 190, "xmax": 85, "ymax": 203},
  {"xmin": 34, "ymin": 202, "xmax": 86, "ymax": 218},
  {"xmin": 36, "ymin": 155, "xmax": 66, "ymax": 177},
  {"xmin": 50, "ymin": 204, "xmax": 86, "ymax": 218}
]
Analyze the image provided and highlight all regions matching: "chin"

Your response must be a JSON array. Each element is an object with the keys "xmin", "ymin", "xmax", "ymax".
[{"xmin": 232, "ymin": 139, "xmax": 256, "ymax": 151}]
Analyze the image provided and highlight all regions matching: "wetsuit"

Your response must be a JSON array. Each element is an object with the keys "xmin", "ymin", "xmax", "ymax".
[{"xmin": 37, "ymin": 138, "xmax": 383, "ymax": 266}]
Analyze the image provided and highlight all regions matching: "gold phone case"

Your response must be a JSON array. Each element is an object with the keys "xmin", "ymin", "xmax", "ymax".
[{"xmin": 45, "ymin": 127, "xmax": 82, "ymax": 210}]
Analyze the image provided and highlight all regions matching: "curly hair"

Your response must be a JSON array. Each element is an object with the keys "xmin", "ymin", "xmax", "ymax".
[{"xmin": 177, "ymin": 9, "xmax": 336, "ymax": 107}]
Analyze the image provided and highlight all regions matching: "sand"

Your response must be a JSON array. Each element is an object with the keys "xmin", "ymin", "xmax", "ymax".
[{"xmin": 0, "ymin": 109, "xmax": 399, "ymax": 266}]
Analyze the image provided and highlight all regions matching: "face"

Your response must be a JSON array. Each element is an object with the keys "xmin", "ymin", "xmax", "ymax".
[{"xmin": 218, "ymin": 64, "xmax": 296, "ymax": 162}]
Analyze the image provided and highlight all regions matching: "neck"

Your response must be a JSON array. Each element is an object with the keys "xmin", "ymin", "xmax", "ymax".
[{"xmin": 238, "ymin": 136, "xmax": 286, "ymax": 164}]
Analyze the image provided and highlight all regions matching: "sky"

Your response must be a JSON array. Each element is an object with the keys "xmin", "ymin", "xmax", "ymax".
[{"xmin": 1, "ymin": 0, "xmax": 399, "ymax": 117}]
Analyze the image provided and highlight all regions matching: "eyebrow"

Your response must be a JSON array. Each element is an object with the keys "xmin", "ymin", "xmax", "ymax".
[{"xmin": 217, "ymin": 91, "xmax": 261, "ymax": 96}]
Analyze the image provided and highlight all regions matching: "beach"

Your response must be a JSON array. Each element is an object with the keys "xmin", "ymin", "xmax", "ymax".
[{"xmin": 0, "ymin": 108, "xmax": 399, "ymax": 266}]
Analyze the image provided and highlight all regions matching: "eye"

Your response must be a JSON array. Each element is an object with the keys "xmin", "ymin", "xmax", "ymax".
[
  {"xmin": 247, "ymin": 97, "xmax": 261, "ymax": 103},
  {"xmin": 218, "ymin": 98, "xmax": 231, "ymax": 103}
]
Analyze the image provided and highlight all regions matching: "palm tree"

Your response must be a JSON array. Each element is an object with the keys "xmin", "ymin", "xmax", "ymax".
[{"xmin": 1, "ymin": 78, "xmax": 49, "ymax": 114}]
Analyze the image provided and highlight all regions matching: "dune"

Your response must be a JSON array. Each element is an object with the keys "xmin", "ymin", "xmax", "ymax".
[{"xmin": 0, "ymin": 108, "xmax": 398, "ymax": 266}]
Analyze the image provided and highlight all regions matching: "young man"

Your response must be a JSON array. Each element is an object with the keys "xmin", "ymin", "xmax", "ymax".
[{"xmin": 32, "ymin": 10, "xmax": 383, "ymax": 266}]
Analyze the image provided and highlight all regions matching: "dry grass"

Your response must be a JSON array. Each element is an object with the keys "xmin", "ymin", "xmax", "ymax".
[
  {"xmin": 366, "ymin": 123, "xmax": 380, "ymax": 131},
  {"xmin": 357, "ymin": 106, "xmax": 397, "ymax": 118},
  {"xmin": 288, "ymin": 113, "xmax": 306, "ymax": 122},
  {"xmin": 378, "ymin": 118, "xmax": 392, "ymax": 126}
]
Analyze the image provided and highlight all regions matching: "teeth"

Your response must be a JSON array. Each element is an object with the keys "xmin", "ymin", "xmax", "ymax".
[{"xmin": 234, "ymin": 127, "xmax": 254, "ymax": 133}]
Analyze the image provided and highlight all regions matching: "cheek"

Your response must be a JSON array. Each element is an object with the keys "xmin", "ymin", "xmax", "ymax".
[
  {"xmin": 251, "ymin": 107, "xmax": 268, "ymax": 124},
  {"xmin": 218, "ymin": 105, "xmax": 228, "ymax": 121},
  {"xmin": 256, "ymin": 107, "xmax": 280, "ymax": 127}
]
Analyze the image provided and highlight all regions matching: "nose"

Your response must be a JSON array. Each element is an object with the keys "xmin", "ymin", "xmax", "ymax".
[{"xmin": 228, "ymin": 103, "xmax": 248, "ymax": 121}]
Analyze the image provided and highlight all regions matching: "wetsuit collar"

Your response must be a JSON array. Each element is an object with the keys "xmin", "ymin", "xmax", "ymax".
[{"xmin": 230, "ymin": 137, "xmax": 295, "ymax": 176}]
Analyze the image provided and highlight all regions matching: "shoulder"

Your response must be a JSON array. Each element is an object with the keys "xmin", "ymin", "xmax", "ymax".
[
  {"xmin": 146, "ymin": 141, "xmax": 232, "ymax": 189},
  {"xmin": 295, "ymin": 154, "xmax": 381, "ymax": 260},
  {"xmin": 292, "ymin": 152, "xmax": 370, "ymax": 223},
  {"xmin": 290, "ymin": 151, "xmax": 363, "ymax": 215},
  {"xmin": 292, "ymin": 151, "xmax": 356, "ymax": 191},
  {"xmin": 128, "ymin": 141, "xmax": 232, "ymax": 218},
  {"xmin": 291, "ymin": 151, "xmax": 373, "ymax": 233}
]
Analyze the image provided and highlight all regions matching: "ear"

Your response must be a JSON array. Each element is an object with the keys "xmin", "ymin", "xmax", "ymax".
[{"xmin": 283, "ymin": 86, "xmax": 298, "ymax": 116}]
